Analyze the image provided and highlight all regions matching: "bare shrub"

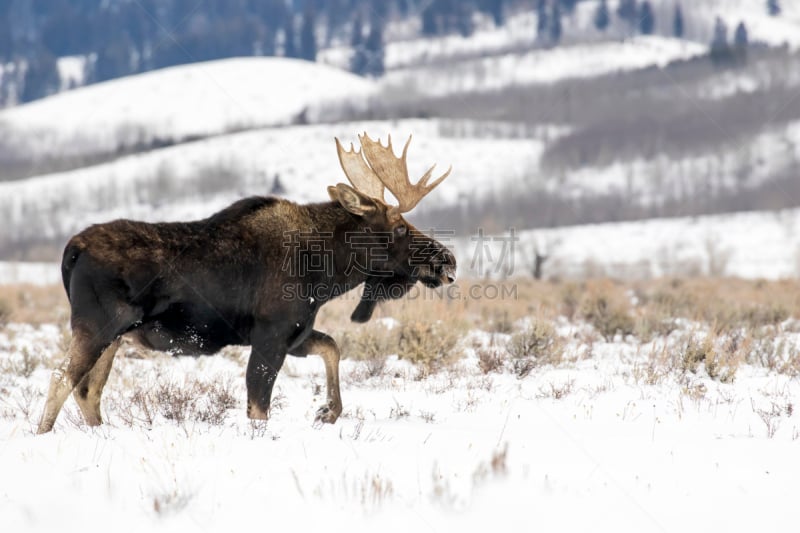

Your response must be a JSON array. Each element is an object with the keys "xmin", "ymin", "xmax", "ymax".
[
  {"xmin": 418, "ymin": 410, "xmax": 436, "ymax": 423},
  {"xmin": 338, "ymin": 323, "xmax": 394, "ymax": 381},
  {"xmin": 748, "ymin": 330, "xmax": 789, "ymax": 371},
  {"xmin": 193, "ymin": 378, "xmax": 238, "ymax": 425},
  {"xmin": 579, "ymin": 281, "xmax": 635, "ymax": 341},
  {"xmin": 130, "ymin": 388, "xmax": 156, "ymax": 428},
  {"xmin": 397, "ymin": 320, "xmax": 461, "ymax": 376},
  {"xmin": 155, "ymin": 382, "xmax": 198, "ymax": 423},
  {"xmin": 477, "ymin": 346, "xmax": 505, "ymax": 374},
  {"xmin": 709, "ymin": 332, "xmax": 746, "ymax": 383},
  {"xmin": 0, "ymin": 297, "xmax": 10, "ymax": 327},
  {"xmin": 473, "ymin": 444, "xmax": 509, "ymax": 485},
  {"xmin": 338, "ymin": 323, "xmax": 393, "ymax": 361},
  {"xmin": 0, "ymin": 384, "xmax": 41, "ymax": 423},
  {"xmin": 752, "ymin": 400, "xmax": 783, "ymax": 439},
  {"xmin": 559, "ymin": 283, "xmax": 581, "ymax": 320},
  {"xmin": 739, "ymin": 304, "xmax": 790, "ymax": 330},
  {"xmin": 634, "ymin": 309, "xmax": 679, "ymax": 342},
  {"xmin": 153, "ymin": 489, "xmax": 192, "ymax": 516},
  {"xmin": 508, "ymin": 320, "xmax": 562, "ymax": 377},
  {"xmin": 677, "ymin": 333, "xmax": 738, "ymax": 381},
  {"xmin": 486, "ymin": 310, "xmax": 514, "ymax": 334},
  {"xmin": 389, "ymin": 398, "xmax": 410, "ymax": 420},
  {"xmin": 536, "ymin": 380, "xmax": 575, "ymax": 400},
  {"xmin": 0, "ymin": 346, "xmax": 44, "ymax": 378},
  {"xmin": 679, "ymin": 334, "xmax": 715, "ymax": 375},
  {"xmin": 116, "ymin": 377, "xmax": 237, "ymax": 428}
]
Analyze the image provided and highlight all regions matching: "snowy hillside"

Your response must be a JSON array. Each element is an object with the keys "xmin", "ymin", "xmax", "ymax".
[
  {"xmin": 381, "ymin": 36, "xmax": 705, "ymax": 97},
  {"xmin": 685, "ymin": 0, "xmax": 800, "ymax": 46},
  {"xmin": 0, "ymin": 119, "xmax": 544, "ymax": 257},
  {"xmin": 0, "ymin": 58, "xmax": 375, "ymax": 161}
]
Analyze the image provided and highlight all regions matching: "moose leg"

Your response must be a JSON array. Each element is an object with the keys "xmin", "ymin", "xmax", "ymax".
[
  {"xmin": 72, "ymin": 339, "xmax": 120, "ymax": 426},
  {"xmin": 291, "ymin": 330, "xmax": 342, "ymax": 424},
  {"xmin": 37, "ymin": 329, "xmax": 112, "ymax": 434},
  {"xmin": 245, "ymin": 342, "xmax": 287, "ymax": 420}
]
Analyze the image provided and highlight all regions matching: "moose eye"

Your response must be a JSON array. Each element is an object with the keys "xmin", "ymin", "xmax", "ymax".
[{"xmin": 394, "ymin": 224, "xmax": 407, "ymax": 238}]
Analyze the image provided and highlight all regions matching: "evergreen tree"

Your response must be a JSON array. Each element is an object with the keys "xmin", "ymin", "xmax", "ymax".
[
  {"xmin": 559, "ymin": 0, "xmax": 578, "ymax": 14},
  {"xmin": 41, "ymin": 2, "xmax": 92, "ymax": 57},
  {"xmin": 457, "ymin": 1, "xmax": 476, "ymax": 37},
  {"xmin": 271, "ymin": 174, "xmax": 286, "ymax": 195},
  {"xmin": 396, "ymin": 0, "xmax": 410, "ymax": 17},
  {"xmin": 422, "ymin": 3, "xmax": 438, "ymax": 36},
  {"xmin": 536, "ymin": 0, "xmax": 549, "ymax": 40},
  {"xmin": 370, "ymin": 0, "xmax": 390, "ymax": 24},
  {"xmin": 710, "ymin": 16, "xmax": 732, "ymax": 64},
  {"xmin": 673, "ymin": 4, "xmax": 684, "ymax": 38},
  {"xmin": 350, "ymin": 14, "xmax": 367, "ymax": 75},
  {"xmin": 733, "ymin": 20, "xmax": 748, "ymax": 62},
  {"xmin": 478, "ymin": 0, "xmax": 504, "ymax": 27},
  {"xmin": 0, "ymin": 7, "xmax": 12, "ymax": 61},
  {"xmin": 639, "ymin": 1, "xmax": 655, "ymax": 35},
  {"xmin": 767, "ymin": 0, "xmax": 781, "ymax": 16},
  {"xmin": 363, "ymin": 19, "xmax": 384, "ymax": 77},
  {"xmin": 594, "ymin": 0, "xmax": 610, "ymax": 32},
  {"xmin": 617, "ymin": 0, "xmax": 637, "ymax": 26},
  {"xmin": 324, "ymin": 0, "xmax": 348, "ymax": 46},
  {"xmin": 283, "ymin": 15, "xmax": 297, "ymax": 58},
  {"xmin": 734, "ymin": 21, "xmax": 748, "ymax": 48},
  {"xmin": 299, "ymin": 10, "xmax": 317, "ymax": 61},
  {"xmin": 22, "ymin": 48, "xmax": 60, "ymax": 102},
  {"xmin": 549, "ymin": 3, "xmax": 562, "ymax": 44},
  {"xmin": 94, "ymin": 34, "xmax": 132, "ymax": 82}
]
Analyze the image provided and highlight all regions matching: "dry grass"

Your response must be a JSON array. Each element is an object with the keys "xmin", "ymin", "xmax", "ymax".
[
  {"xmin": 508, "ymin": 319, "xmax": 563, "ymax": 377},
  {"xmin": 634, "ymin": 278, "xmax": 799, "ymax": 333},
  {"xmin": 477, "ymin": 345, "xmax": 505, "ymax": 374},
  {"xmin": 337, "ymin": 322, "xmax": 394, "ymax": 362},
  {"xmin": 111, "ymin": 377, "xmax": 239, "ymax": 429},
  {"xmin": 578, "ymin": 280, "xmax": 636, "ymax": 341},
  {"xmin": 2, "ymin": 276, "xmax": 800, "ymax": 380},
  {"xmin": 0, "ymin": 297, "xmax": 11, "ymax": 327},
  {"xmin": 396, "ymin": 318, "xmax": 463, "ymax": 376},
  {"xmin": 0, "ymin": 284, "xmax": 69, "ymax": 325}
]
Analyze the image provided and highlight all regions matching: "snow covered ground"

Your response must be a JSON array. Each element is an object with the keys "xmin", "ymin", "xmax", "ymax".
[
  {"xmin": 0, "ymin": 57, "xmax": 375, "ymax": 161},
  {"xmin": 0, "ymin": 319, "xmax": 798, "ymax": 532}
]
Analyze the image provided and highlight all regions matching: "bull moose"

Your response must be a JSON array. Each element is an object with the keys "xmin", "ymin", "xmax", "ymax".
[{"xmin": 37, "ymin": 134, "xmax": 456, "ymax": 433}]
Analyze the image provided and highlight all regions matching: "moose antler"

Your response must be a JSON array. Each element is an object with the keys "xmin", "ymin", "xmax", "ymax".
[{"xmin": 335, "ymin": 133, "xmax": 452, "ymax": 213}]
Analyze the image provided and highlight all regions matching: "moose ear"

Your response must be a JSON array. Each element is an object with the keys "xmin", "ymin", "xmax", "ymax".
[{"xmin": 328, "ymin": 183, "xmax": 378, "ymax": 216}]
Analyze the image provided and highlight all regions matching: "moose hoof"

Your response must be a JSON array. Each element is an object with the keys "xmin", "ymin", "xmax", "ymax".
[{"xmin": 314, "ymin": 403, "xmax": 341, "ymax": 425}]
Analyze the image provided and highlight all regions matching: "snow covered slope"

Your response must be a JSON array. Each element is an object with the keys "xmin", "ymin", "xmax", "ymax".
[
  {"xmin": 381, "ymin": 36, "xmax": 705, "ymax": 97},
  {"xmin": 685, "ymin": 0, "xmax": 800, "ymax": 47},
  {"xmin": 0, "ymin": 57, "xmax": 375, "ymax": 161},
  {"xmin": 0, "ymin": 119, "xmax": 543, "ymax": 256}
]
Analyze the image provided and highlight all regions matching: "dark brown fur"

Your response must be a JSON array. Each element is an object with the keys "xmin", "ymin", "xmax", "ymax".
[{"xmin": 38, "ymin": 188, "xmax": 455, "ymax": 432}]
